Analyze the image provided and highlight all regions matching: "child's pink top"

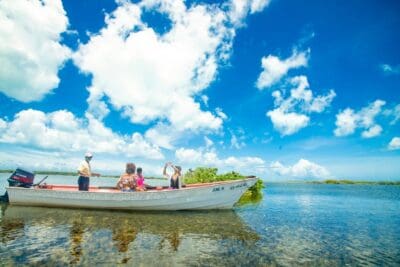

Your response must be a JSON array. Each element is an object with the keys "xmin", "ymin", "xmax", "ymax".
[{"xmin": 136, "ymin": 174, "xmax": 144, "ymax": 187}]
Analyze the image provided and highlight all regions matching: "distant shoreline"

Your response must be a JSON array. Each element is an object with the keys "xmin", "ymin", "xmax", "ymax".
[
  {"xmin": 261, "ymin": 180, "xmax": 400, "ymax": 185},
  {"xmin": 311, "ymin": 179, "xmax": 400, "ymax": 186}
]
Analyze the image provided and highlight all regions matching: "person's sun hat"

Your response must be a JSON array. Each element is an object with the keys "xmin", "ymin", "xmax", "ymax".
[{"xmin": 85, "ymin": 152, "xmax": 93, "ymax": 158}]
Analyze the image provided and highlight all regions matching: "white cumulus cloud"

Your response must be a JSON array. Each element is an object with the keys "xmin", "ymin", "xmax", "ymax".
[
  {"xmin": 267, "ymin": 108, "xmax": 310, "ymax": 136},
  {"xmin": 270, "ymin": 159, "xmax": 331, "ymax": 179},
  {"xmin": 383, "ymin": 103, "xmax": 400, "ymax": 125},
  {"xmin": 256, "ymin": 49, "xmax": 309, "ymax": 89},
  {"xmin": 0, "ymin": 109, "xmax": 164, "ymax": 159},
  {"xmin": 334, "ymin": 108, "xmax": 357, "ymax": 136},
  {"xmin": 361, "ymin": 125, "xmax": 382, "ymax": 139},
  {"xmin": 73, "ymin": 0, "xmax": 269, "ymax": 149},
  {"xmin": 267, "ymin": 76, "xmax": 335, "ymax": 136},
  {"xmin": 388, "ymin": 137, "xmax": 400, "ymax": 150},
  {"xmin": 334, "ymin": 100, "xmax": 386, "ymax": 138},
  {"xmin": 230, "ymin": 129, "xmax": 246, "ymax": 149},
  {"xmin": 229, "ymin": 0, "xmax": 271, "ymax": 25},
  {"xmin": 391, "ymin": 104, "xmax": 400, "ymax": 125},
  {"xmin": 250, "ymin": 0, "xmax": 271, "ymax": 13},
  {"xmin": 380, "ymin": 64, "xmax": 400, "ymax": 75},
  {"xmin": 0, "ymin": 0, "xmax": 71, "ymax": 102}
]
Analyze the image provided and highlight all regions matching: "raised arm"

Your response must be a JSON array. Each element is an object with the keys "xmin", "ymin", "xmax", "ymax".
[
  {"xmin": 171, "ymin": 165, "xmax": 179, "ymax": 172},
  {"xmin": 163, "ymin": 162, "xmax": 170, "ymax": 178}
]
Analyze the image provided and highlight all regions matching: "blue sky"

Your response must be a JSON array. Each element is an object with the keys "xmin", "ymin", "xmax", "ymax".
[{"xmin": 0, "ymin": 0, "xmax": 399, "ymax": 180}]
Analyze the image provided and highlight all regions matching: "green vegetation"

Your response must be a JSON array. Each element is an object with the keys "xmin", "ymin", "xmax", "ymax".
[
  {"xmin": 183, "ymin": 167, "xmax": 245, "ymax": 184},
  {"xmin": 313, "ymin": 179, "xmax": 400, "ymax": 185},
  {"xmin": 183, "ymin": 167, "xmax": 264, "ymax": 206},
  {"xmin": 324, "ymin": 179, "xmax": 357, "ymax": 184},
  {"xmin": 373, "ymin": 181, "xmax": 400, "ymax": 185},
  {"xmin": 237, "ymin": 179, "xmax": 264, "ymax": 206}
]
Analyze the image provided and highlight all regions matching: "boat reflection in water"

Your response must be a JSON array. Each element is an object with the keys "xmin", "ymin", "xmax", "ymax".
[
  {"xmin": 0, "ymin": 203, "xmax": 25, "ymax": 244},
  {"xmin": 0, "ymin": 204, "xmax": 259, "ymax": 265}
]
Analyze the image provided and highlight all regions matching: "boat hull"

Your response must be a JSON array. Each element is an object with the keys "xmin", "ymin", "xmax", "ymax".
[{"xmin": 6, "ymin": 178, "xmax": 258, "ymax": 210}]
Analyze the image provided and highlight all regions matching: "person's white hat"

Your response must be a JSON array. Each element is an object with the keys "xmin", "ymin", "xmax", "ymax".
[{"xmin": 85, "ymin": 152, "xmax": 93, "ymax": 158}]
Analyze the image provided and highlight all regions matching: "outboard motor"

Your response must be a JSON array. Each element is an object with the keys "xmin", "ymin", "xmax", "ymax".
[
  {"xmin": 7, "ymin": 168, "xmax": 35, "ymax": 188},
  {"xmin": 1, "ymin": 169, "xmax": 35, "ymax": 202}
]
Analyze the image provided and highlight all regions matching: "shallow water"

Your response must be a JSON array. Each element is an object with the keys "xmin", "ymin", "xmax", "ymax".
[{"xmin": 0, "ymin": 173, "xmax": 399, "ymax": 266}]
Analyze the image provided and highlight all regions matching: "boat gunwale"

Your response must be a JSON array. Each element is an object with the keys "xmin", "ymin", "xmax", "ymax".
[{"xmin": 6, "ymin": 177, "xmax": 258, "ymax": 194}]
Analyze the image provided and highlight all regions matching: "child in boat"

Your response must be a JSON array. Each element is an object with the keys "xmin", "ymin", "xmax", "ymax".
[
  {"xmin": 117, "ymin": 163, "xmax": 136, "ymax": 192},
  {"xmin": 163, "ymin": 162, "xmax": 182, "ymax": 189},
  {"xmin": 136, "ymin": 167, "xmax": 145, "ymax": 191}
]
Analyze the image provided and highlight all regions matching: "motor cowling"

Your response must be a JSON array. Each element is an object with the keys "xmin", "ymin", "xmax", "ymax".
[{"xmin": 8, "ymin": 168, "xmax": 35, "ymax": 188}]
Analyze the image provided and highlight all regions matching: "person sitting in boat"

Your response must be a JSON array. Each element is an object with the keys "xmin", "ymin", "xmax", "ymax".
[
  {"xmin": 163, "ymin": 162, "xmax": 182, "ymax": 189},
  {"xmin": 117, "ymin": 163, "xmax": 136, "ymax": 192},
  {"xmin": 77, "ymin": 152, "xmax": 100, "ymax": 191},
  {"xmin": 135, "ymin": 167, "xmax": 145, "ymax": 191}
]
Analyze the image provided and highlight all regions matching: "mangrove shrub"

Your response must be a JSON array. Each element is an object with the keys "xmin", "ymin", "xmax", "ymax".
[{"xmin": 183, "ymin": 167, "xmax": 264, "ymax": 205}]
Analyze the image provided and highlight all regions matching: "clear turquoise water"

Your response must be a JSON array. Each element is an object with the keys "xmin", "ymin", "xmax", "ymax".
[{"xmin": 0, "ymin": 173, "xmax": 399, "ymax": 266}]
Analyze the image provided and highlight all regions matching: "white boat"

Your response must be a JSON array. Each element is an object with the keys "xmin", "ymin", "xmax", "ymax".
[{"xmin": 6, "ymin": 177, "xmax": 258, "ymax": 210}]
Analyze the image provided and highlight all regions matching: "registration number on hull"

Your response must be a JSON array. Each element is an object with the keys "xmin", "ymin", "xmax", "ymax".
[{"xmin": 212, "ymin": 182, "xmax": 248, "ymax": 192}]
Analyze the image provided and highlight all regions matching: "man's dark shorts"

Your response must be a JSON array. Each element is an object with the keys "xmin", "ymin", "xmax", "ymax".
[{"xmin": 78, "ymin": 176, "xmax": 89, "ymax": 191}]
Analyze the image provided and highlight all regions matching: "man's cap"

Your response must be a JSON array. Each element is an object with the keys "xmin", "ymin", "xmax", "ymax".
[{"xmin": 85, "ymin": 152, "xmax": 93, "ymax": 158}]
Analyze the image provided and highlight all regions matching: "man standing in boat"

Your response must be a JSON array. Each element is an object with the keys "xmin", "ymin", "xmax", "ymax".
[{"xmin": 77, "ymin": 152, "xmax": 100, "ymax": 191}]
